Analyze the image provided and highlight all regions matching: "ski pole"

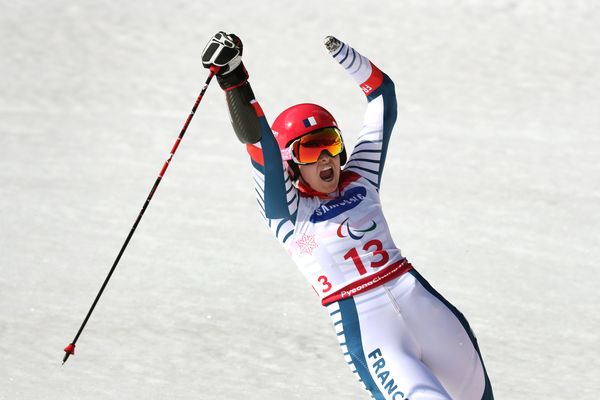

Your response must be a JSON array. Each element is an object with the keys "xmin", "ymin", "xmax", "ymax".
[{"xmin": 63, "ymin": 65, "xmax": 220, "ymax": 365}]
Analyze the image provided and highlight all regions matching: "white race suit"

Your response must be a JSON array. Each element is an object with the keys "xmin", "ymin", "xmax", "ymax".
[{"xmin": 233, "ymin": 40, "xmax": 494, "ymax": 400}]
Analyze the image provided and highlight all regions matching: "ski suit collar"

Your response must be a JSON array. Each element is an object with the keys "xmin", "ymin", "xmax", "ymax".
[{"xmin": 297, "ymin": 170, "xmax": 361, "ymax": 199}]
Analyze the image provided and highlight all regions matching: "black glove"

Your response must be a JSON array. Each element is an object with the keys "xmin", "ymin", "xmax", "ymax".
[
  {"xmin": 324, "ymin": 36, "xmax": 342, "ymax": 53},
  {"xmin": 202, "ymin": 31, "xmax": 242, "ymax": 74},
  {"xmin": 202, "ymin": 31, "xmax": 248, "ymax": 90}
]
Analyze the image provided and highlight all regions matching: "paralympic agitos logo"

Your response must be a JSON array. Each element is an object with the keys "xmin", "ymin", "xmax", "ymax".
[
  {"xmin": 337, "ymin": 217, "xmax": 377, "ymax": 240},
  {"xmin": 310, "ymin": 186, "xmax": 367, "ymax": 223}
]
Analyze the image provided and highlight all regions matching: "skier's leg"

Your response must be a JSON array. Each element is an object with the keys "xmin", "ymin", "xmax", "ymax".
[
  {"xmin": 393, "ymin": 270, "xmax": 493, "ymax": 400},
  {"xmin": 327, "ymin": 287, "xmax": 453, "ymax": 400}
]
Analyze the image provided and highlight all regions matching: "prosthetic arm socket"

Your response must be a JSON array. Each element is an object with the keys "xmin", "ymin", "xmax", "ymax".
[
  {"xmin": 218, "ymin": 63, "xmax": 262, "ymax": 144},
  {"xmin": 225, "ymin": 82, "xmax": 262, "ymax": 144}
]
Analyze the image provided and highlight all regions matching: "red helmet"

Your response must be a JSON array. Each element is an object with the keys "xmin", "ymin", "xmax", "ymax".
[{"xmin": 272, "ymin": 103, "xmax": 347, "ymax": 169}]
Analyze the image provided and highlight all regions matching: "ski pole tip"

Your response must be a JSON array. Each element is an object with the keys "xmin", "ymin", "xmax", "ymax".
[{"xmin": 62, "ymin": 343, "xmax": 75, "ymax": 364}]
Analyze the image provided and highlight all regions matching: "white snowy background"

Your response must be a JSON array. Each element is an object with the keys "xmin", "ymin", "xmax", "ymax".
[{"xmin": 1, "ymin": 1, "xmax": 599, "ymax": 399}]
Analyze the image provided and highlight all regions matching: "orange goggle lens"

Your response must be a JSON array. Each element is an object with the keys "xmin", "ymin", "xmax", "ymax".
[{"xmin": 290, "ymin": 128, "xmax": 344, "ymax": 165}]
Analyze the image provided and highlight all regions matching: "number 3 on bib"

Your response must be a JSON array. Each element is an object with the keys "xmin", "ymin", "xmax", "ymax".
[{"xmin": 317, "ymin": 275, "xmax": 333, "ymax": 293}]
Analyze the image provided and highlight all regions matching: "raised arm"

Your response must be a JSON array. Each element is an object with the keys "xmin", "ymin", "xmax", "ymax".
[
  {"xmin": 202, "ymin": 32, "xmax": 298, "ymax": 245},
  {"xmin": 325, "ymin": 37, "xmax": 398, "ymax": 191}
]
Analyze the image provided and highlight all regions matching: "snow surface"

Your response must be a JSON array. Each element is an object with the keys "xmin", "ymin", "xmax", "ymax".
[{"xmin": 1, "ymin": 1, "xmax": 599, "ymax": 399}]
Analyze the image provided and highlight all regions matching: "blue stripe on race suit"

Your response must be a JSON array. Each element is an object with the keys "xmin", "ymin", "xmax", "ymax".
[
  {"xmin": 281, "ymin": 229, "xmax": 294, "ymax": 244},
  {"xmin": 257, "ymin": 117, "xmax": 291, "ymax": 220},
  {"xmin": 332, "ymin": 44, "xmax": 344, "ymax": 58},
  {"xmin": 408, "ymin": 270, "xmax": 495, "ymax": 400},
  {"xmin": 254, "ymin": 188, "xmax": 265, "ymax": 206},
  {"xmin": 275, "ymin": 219, "xmax": 287, "ymax": 237},
  {"xmin": 347, "ymin": 48, "xmax": 357, "ymax": 69},
  {"xmin": 340, "ymin": 46, "xmax": 351, "ymax": 64},
  {"xmin": 366, "ymin": 73, "xmax": 397, "ymax": 190},
  {"xmin": 348, "ymin": 165, "xmax": 380, "ymax": 177},
  {"xmin": 285, "ymin": 180, "xmax": 294, "ymax": 194},
  {"xmin": 250, "ymin": 158, "xmax": 264, "ymax": 173},
  {"xmin": 277, "ymin": 220, "xmax": 294, "ymax": 243},
  {"xmin": 351, "ymin": 148, "xmax": 384, "ymax": 155},
  {"xmin": 349, "ymin": 158, "xmax": 380, "ymax": 165},
  {"xmin": 338, "ymin": 297, "xmax": 386, "ymax": 400},
  {"xmin": 353, "ymin": 53, "xmax": 364, "ymax": 75},
  {"xmin": 353, "ymin": 139, "xmax": 384, "ymax": 149},
  {"xmin": 287, "ymin": 193, "xmax": 298, "ymax": 206},
  {"xmin": 255, "ymin": 198, "xmax": 265, "ymax": 213},
  {"xmin": 253, "ymin": 176, "xmax": 264, "ymax": 191}
]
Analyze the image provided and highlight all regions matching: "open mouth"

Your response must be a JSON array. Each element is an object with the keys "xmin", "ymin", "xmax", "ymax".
[{"xmin": 319, "ymin": 166, "xmax": 334, "ymax": 182}]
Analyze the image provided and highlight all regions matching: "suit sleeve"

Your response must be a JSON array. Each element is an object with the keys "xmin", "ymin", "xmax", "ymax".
[
  {"xmin": 223, "ymin": 82, "xmax": 298, "ymax": 247},
  {"xmin": 329, "ymin": 42, "xmax": 398, "ymax": 191}
]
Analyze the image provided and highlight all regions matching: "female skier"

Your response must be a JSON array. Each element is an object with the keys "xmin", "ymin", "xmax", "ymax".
[{"xmin": 202, "ymin": 32, "xmax": 494, "ymax": 400}]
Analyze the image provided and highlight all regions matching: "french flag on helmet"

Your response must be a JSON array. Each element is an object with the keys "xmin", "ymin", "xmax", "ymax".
[{"xmin": 303, "ymin": 116, "xmax": 317, "ymax": 128}]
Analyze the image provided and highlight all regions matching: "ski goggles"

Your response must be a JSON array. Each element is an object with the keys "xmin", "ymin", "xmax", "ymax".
[{"xmin": 283, "ymin": 127, "xmax": 345, "ymax": 165}]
